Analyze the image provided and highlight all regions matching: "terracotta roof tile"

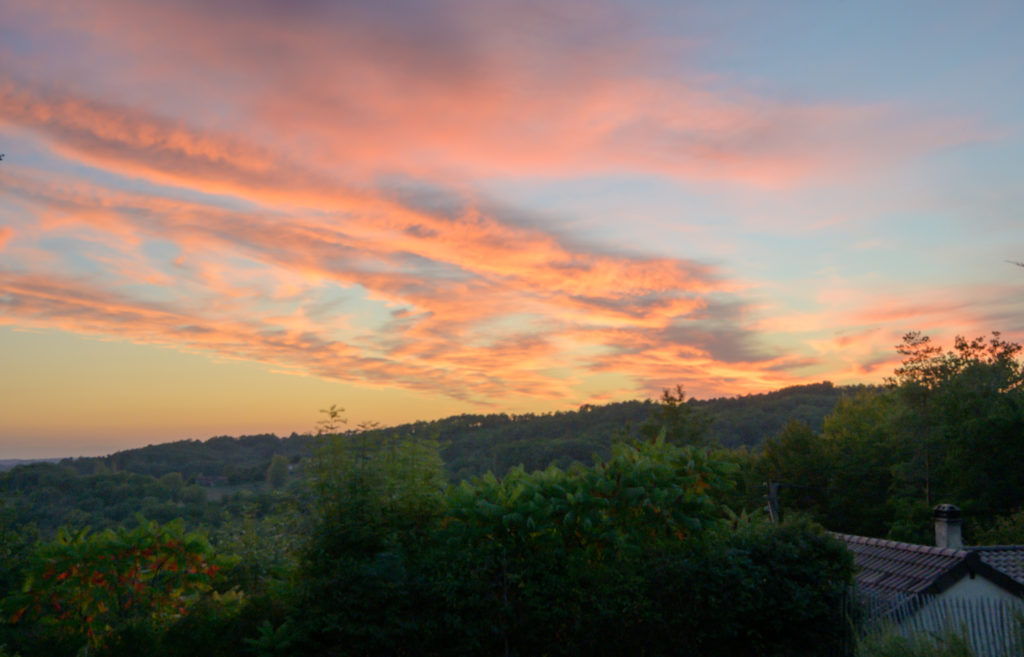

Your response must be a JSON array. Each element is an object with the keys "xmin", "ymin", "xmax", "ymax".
[
  {"xmin": 833, "ymin": 533, "xmax": 970, "ymax": 597},
  {"xmin": 970, "ymin": 546, "xmax": 1024, "ymax": 585},
  {"xmin": 833, "ymin": 534, "xmax": 1024, "ymax": 625}
]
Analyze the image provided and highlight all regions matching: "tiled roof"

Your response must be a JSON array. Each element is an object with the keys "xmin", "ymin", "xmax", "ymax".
[
  {"xmin": 970, "ymin": 546, "xmax": 1024, "ymax": 585},
  {"xmin": 834, "ymin": 533, "xmax": 971, "ymax": 599}
]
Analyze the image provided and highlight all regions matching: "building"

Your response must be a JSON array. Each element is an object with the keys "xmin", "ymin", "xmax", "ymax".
[{"xmin": 835, "ymin": 505, "xmax": 1024, "ymax": 657}]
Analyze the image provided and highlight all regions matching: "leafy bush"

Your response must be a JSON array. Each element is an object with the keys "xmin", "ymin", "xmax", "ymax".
[
  {"xmin": 642, "ymin": 517, "xmax": 854, "ymax": 657},
  {"xmin": 858, "ymin": 626, "xmax": 977, "ymax": 657},
  {"xmin": 2, "ymin": 519, "xmax": 224, "ymax": 655}
]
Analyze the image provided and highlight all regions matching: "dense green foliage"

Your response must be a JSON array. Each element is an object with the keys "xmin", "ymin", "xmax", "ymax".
[
  {"xmin": 66, "ymin": 433, "xmax": 315, "ymax": 484},
  {"xmin": 0, "ymin": 383, "xmax": 847, "ymax": 537},
  {"xmin": 285, "ymin": 431, "xmax": 853, "ymax": 657},
  {"xmin": 764, "ymin": 332, "xmax": 1024, "ymax": 543},
  {"xmin": 265, "ymin": 455, "xmax": 290, "ymax": 490},
  {"xmin": 1, "ymin": 429, "xmax": 855, "ymax": 656},
  {"xmin": 2, "ymin": 520, "xmax": 224, "ymax": 655},
  {"xmin": 0, "ymin": 464, "xmax": 222, "ymax": 534},
  {"xmin": 2, "ymin": 330, "xmax": 1022, "ymax": 655},
  {"xmin": 57, "ymin": 381, "xmax": 848, "ymax": 485}
]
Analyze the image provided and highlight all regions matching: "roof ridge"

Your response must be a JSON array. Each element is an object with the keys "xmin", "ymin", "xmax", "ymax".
[
  {"xmin": 833, "ymin": 531, "xmax": 1024, "ymax": 602},
  {"xmin": 832, "ymin": 532, "xmax": 968, "ymax": 558}
]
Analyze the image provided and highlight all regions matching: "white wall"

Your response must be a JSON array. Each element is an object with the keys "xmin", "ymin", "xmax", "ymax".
[{"xmin": 899, "ymin": 577, "xmax": 1024, "ymax": 657}]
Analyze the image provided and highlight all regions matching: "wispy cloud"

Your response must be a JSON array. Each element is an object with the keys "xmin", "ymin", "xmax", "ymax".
[
  {"xmin": 1, "ymin": 155, "xmax": 755, "ymax": 401},
  {"xmin": 2, "ymin": 1, "xmax": 978, "ymax": 188},
  {"xmin": 0, "ymin": 0, "xmax": 1013, "ymax": 418}
]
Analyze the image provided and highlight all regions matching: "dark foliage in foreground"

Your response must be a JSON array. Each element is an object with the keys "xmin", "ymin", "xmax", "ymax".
[
  {"xmin": 284, "ymin": 434, "xmax": 854, "ymax": 657},
  {"xmin": 3, "ymin": 329, "xmax": 1023, "ymax": 656},
  {"xmin": 1, "ymin": 435, "xmax": 854, "ymax": 657}
]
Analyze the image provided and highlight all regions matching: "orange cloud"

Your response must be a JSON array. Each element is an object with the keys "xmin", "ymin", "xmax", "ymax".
[
  {"xmin": 0, "ymin": 83, "xmax": 723, "ymax": 326},
  {"xmin": 0, "ymin": 1, "xmax": 1006, "ymax": 411},
  {"xmin": 0, "ymin": 270, "xmax": 573, "ymax": 402},
  {"xmin": 0, "ymin": 0, "xmax": 980, "ymax": 190},
  {"xmin": 2, "ymin": 163, "xmax": 753, "ymax": 403}
]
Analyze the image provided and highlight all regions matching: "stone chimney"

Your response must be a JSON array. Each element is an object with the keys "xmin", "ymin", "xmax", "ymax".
[{"xmin": 934, "ymin": 503, "xmax": 963, "ymax": 549}]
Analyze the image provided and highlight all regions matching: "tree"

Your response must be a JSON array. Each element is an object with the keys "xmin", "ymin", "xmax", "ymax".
[
  {"xmin": 889, "ymin": 332, "xmax": 1024, "ymax": 523},
  {"xmin": 822, "ymin": 390, "xmax": 903, "ymax": 538},
  {"xmin": 432, "ymin": 437, "xmax": 740, "ymax": 656},
  {"xmin": 292, "ymin": 426, "xmax": 446, "ymax": 654},
  {"xmin": 643, "ymin": 517, "xmax": 854, "ymax": 657},
  {"xmin": 974, "ymin": 508, "xmax": 1024, "ymax": 545},
  {"xmin": 159, "ymin": 472, "xmax": 185, "ymax": 499},
  {"xmin": 639, "ymin": 385, "xmax": 713, "ymax": 447},
  {"xmin": 760, "ymin": 419, "xmax": 829, "ymax": 520},
  {"xmin": 773, "ymin": 332, "xmax": 1024, "ymax": 540},
  {"xmin": 315, "ymin": 404, "xmax": 346, "ymax": 436},
  {"xmin": 265, "ymin": 455, "xmax": 289, "ymax": 490}
]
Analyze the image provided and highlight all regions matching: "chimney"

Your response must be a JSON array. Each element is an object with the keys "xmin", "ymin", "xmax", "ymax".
[{"xmin": 934, "ymin": 504, "xmax": 963, "ymax": 549}]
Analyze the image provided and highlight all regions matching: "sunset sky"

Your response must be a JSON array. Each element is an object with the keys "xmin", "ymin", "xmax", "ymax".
[{"xmin": 2, "ymin": 1, "xmax": 1022, "ymax": 458}]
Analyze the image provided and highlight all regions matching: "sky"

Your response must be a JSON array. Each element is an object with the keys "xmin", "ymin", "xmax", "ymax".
[{"xmin": 1, "ymin": 1, "xmax": 1022, "ymax": 459}]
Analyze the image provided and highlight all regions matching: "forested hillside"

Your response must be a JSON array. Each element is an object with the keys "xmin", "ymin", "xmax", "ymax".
[
  {"xmin": 63, "ymin": 381, "xmax": 851, "ymax": 483},
  {"xmin": 764, "ymin": 332, "xmax": 1024, "ymax": 544},
  {"xmin": 2, "ymin": 436, "xmax": 854, "ymax": 657},
  {"xmin": 3, "ymin": 333, "xmax": 1022, "ymax": 656},
  {"xmin": 64, "ymin": 433, "xmax": 317, "ymax": 482}
]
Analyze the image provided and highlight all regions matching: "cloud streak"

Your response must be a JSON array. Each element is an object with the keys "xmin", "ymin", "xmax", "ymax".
[
  {"xmin": 2, "ymin": 1, "xmax": 978, "ymax": 188},
  {"xmin": 1, "ymin": 152, "xmax": 755, "ymax": 402},
  {"xmin": 0, "ymin": 0, "xmax": 1014, "ymax": 420}
]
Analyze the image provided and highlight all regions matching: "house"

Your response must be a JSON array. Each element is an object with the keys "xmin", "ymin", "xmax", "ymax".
[
  {"xmin": 835, "ymin": 505, "xmax": 1024, "ymax": 656},
  {"xmin": 972, "ymin": 545, "xmax": 1024, "ymax": 586}
]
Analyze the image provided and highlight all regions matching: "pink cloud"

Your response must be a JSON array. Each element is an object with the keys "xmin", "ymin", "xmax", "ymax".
[
  {"xmin": 0, "ymin": 2, "xmax": 981, "ymax": 189},
  {"xmin": 1, "ymin": 161, "xmax": 725, "ymax": 322},
  {"xmin": 0, "ymin": 1, "xmax": 1008, "ymax": 409},
  {"xmin": 2, "ymin": 164, "xmax": 750, "ymax": 402},
  {"xmin": 7, "ymin": 151, "xmax": 1018, "ymax": 403},
  {"xmin": 0, "ymin": 270, "xmax": 574, "ymax": 402}
]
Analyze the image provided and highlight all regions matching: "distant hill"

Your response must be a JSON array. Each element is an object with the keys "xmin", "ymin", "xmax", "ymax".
[
  {"xmin": 702, "ymin": 381, "xmax": 875, "ymax": 447},
  {"xmin": 0, "ymin": 458, "xmax": 62, "ymax": 472},
  {"xmin": 62, "ymin": 381, "xmax": 866, "ymax": 482},
  {"xmin": 64, "ymin": 433, "xmax": 317, "ymax": 483}
]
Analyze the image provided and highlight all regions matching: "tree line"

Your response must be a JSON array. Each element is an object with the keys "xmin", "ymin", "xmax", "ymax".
[
  {"xmin": 2, "ymin": 432, "xmax": 853, "ymax": 656},
  {"xmin": 762, "ymin": 332, "xmax": 1024, "ymax": 543},
  {"xmin": 61, "ymin": 381, "xmax": 849, "ymax": 484},
  {"xmin": 2, "ymin": 329, "xmax": 1023, "ymax": 655}
]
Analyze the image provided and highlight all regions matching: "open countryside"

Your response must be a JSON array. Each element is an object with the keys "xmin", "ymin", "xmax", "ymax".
[{"xmin": 2, "ymin": 1, "xmax": 1023, "ymax": 655}]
